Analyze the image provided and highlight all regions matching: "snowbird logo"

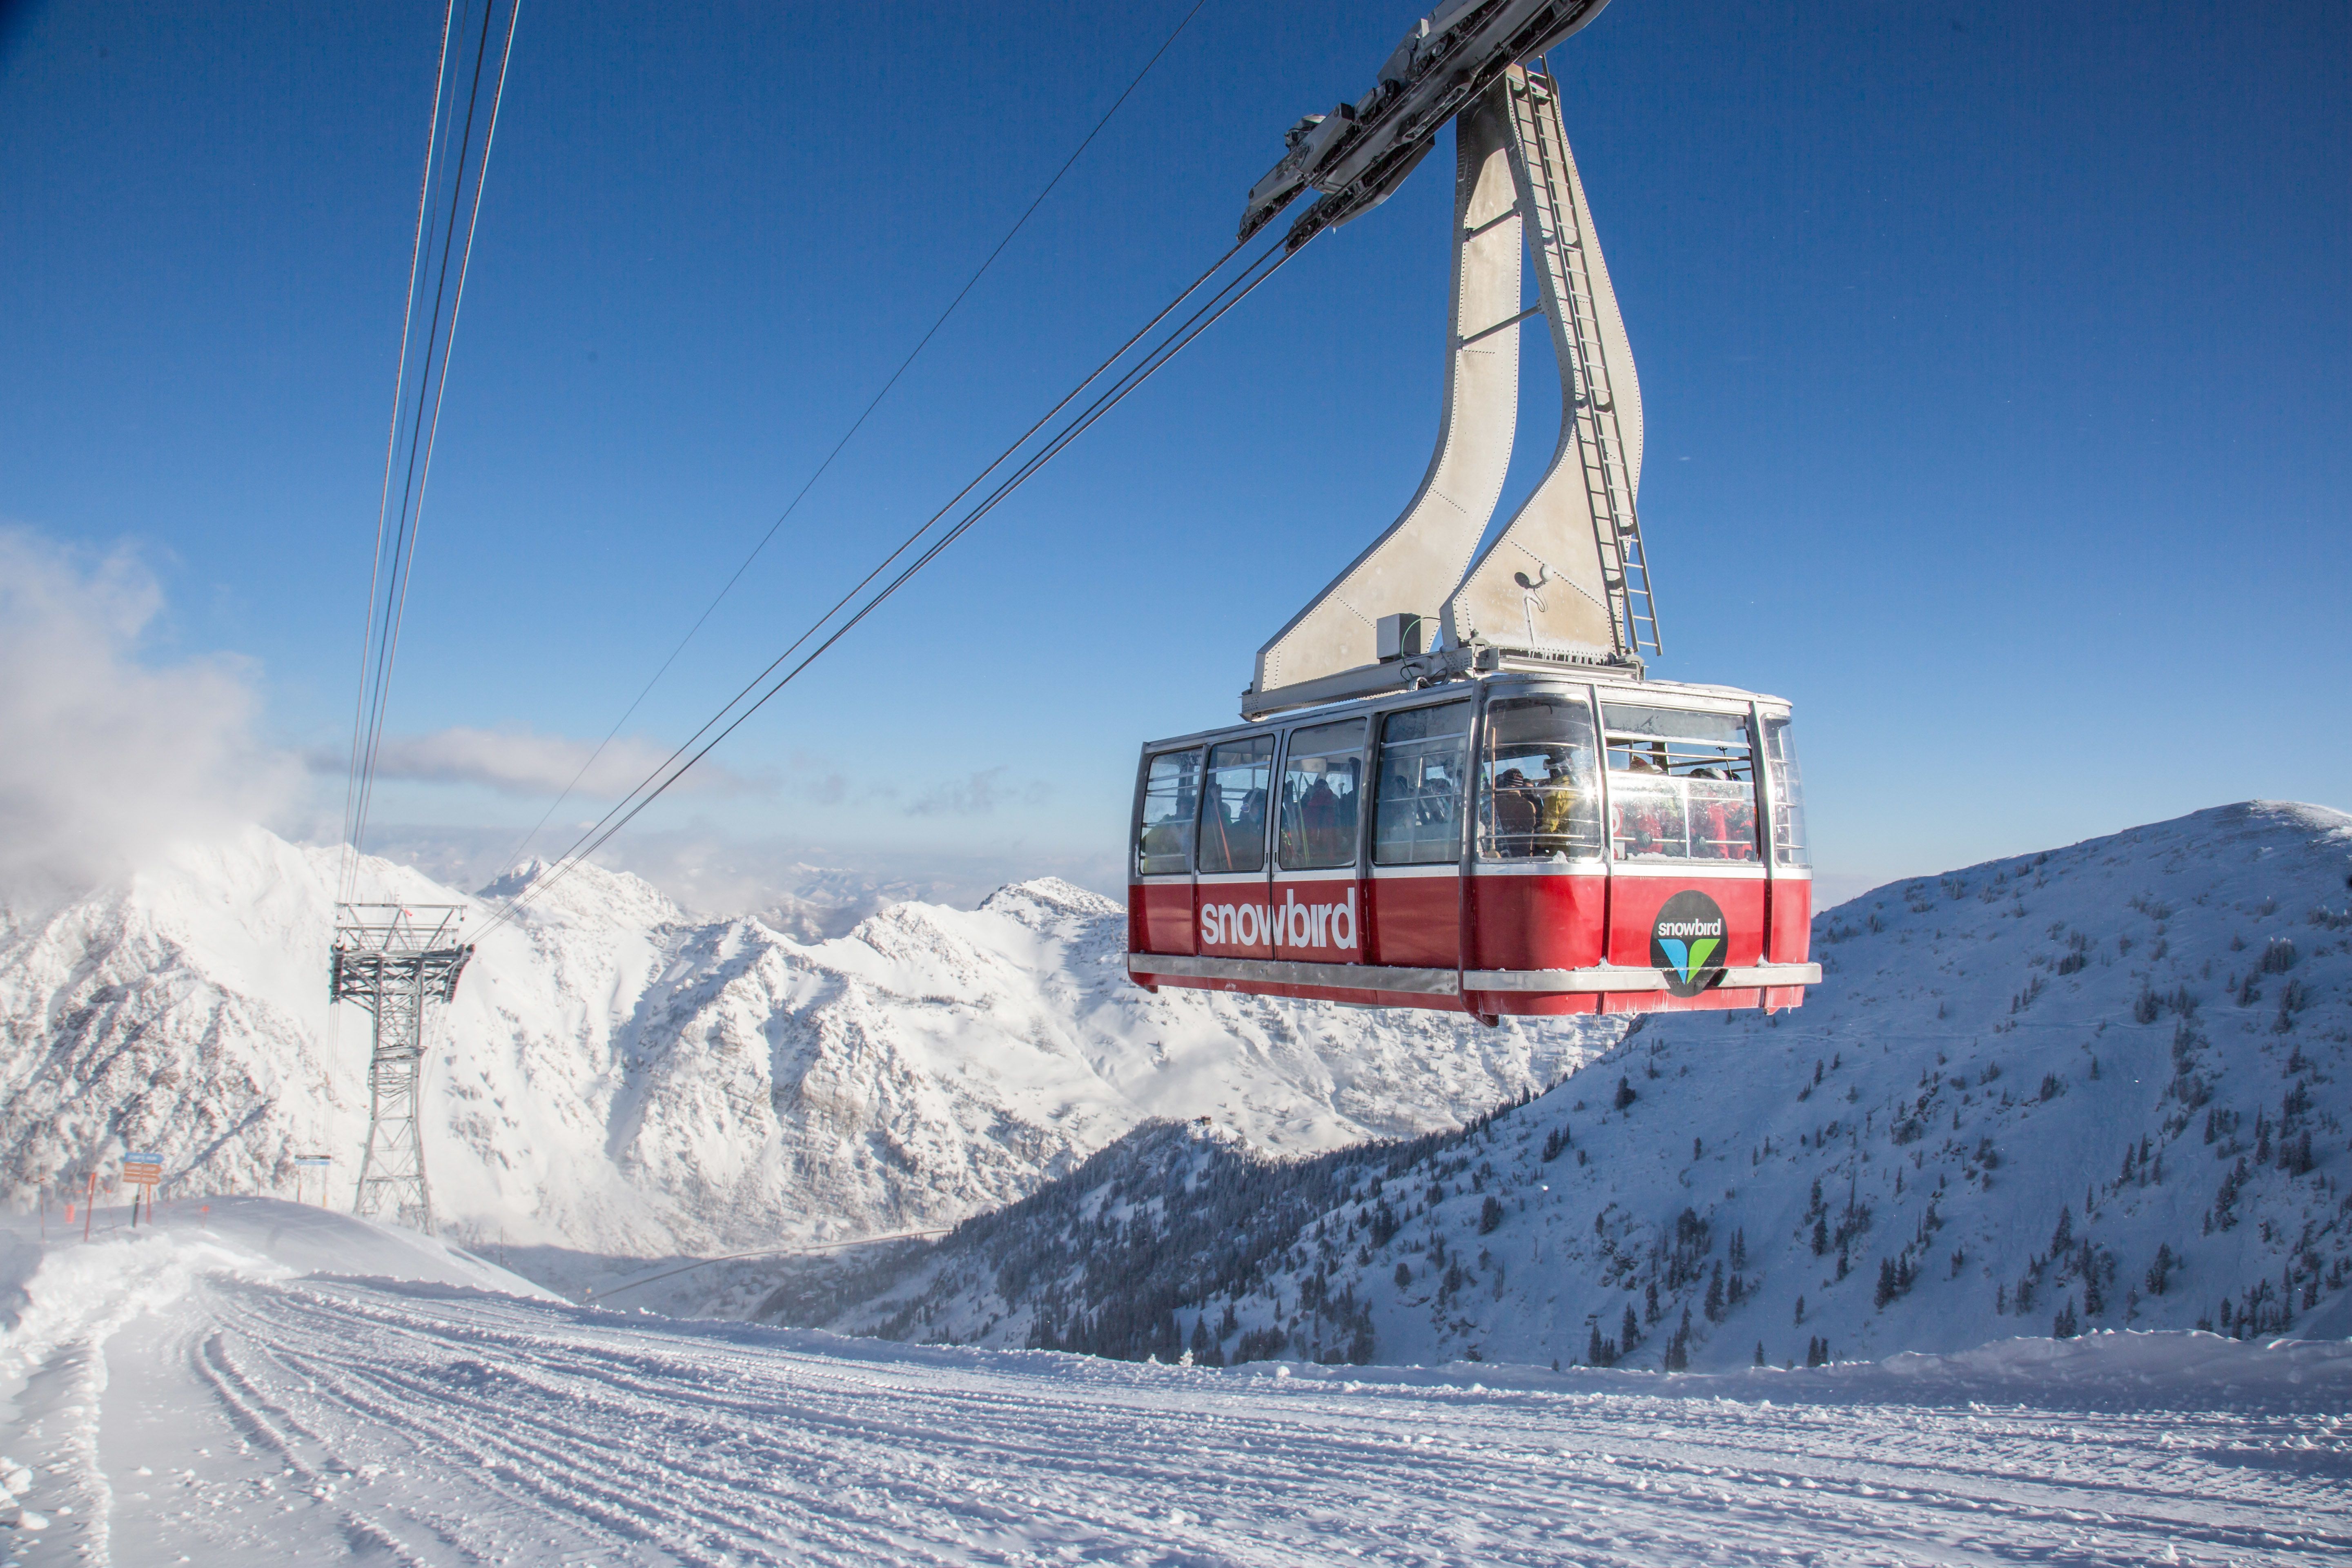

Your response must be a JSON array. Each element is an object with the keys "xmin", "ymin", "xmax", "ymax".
[{"xmin": 1650, "ymin": 891, "xmax": 1730, "ymax": 999}]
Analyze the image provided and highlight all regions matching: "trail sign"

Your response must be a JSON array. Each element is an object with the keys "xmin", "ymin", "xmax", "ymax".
[{"xmin": 121, "ymin": 1151, "xmax": 165, "ymax": 1229}]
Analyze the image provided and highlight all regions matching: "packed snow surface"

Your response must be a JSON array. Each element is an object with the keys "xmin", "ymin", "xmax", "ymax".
[{"xmin": 1, "ymin": 1200, "xmax": 2345, "ymax": 1566}]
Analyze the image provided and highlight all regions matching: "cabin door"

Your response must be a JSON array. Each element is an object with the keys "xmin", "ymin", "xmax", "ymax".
[
  {"xmin": 1366, "ymin": 700, "xmax": 1472, "ymax": 970},
  {"xmin": 1269, "ymin": 717, "xmax": 1368, "ymax": 966}
]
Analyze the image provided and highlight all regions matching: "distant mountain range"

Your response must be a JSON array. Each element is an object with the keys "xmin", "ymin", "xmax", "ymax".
[
  {"xmin": 0, "ymin": 828, "xmax": 1605, "ymax": 1258},
  {"xmin": 785, "ymin": 802, "xmax": 2352, "ymax": 1370}
]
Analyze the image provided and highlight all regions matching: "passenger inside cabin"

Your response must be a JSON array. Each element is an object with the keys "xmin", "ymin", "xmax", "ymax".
[
  {"xmin": 1491, "ymin": 767, "xmax": 1537, "ymax": 853},
  {"xmin": 1199, "ymin": 776, "xmax": 1239, "ymax": 869},
  {"xmin": 1237, "ymin": 786, "xmax": 1267, "ymax": 839},
  {"xmin": 1687, "ymin": 767, "xmax": 1729, "ymax": 859},
  {"xmin": 1298, "ymin": 775, "xmax": 1345, "ymax": 863},
  {"xmin": 1611, "ymin": 749, "xmax": 1679, "ymax": 857},
  {"xmin": 1532, "ymin": 749, "xmax": 1584, "ymax": 855}
]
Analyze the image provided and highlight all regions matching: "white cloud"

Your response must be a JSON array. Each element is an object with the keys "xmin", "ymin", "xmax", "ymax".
[
  {"xmin": 0, "ymin": 528, "xmax": 298, "ymax": 898},
  {"xmin": 328, "ymin": 726, "xmax": 763, "ymax": 800},
  {"xmin": 906, "ymin": 766, "xmax": 1051, "ymax": 818}
]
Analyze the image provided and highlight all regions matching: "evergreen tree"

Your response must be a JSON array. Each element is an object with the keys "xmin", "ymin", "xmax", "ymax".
[
  {"xmin": 1621, "ymin": 1302, "xmax": 1641, "ymax": 1351},
  {"xmin": 1664, "ymin": 1308, "xmax": 1692, "ymax": 1371}
]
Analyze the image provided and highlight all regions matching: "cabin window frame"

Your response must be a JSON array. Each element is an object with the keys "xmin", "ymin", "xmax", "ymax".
[
  {"xmin": 1597, "ymin": 700, "xmax": 1764, "ymax": 865},
  {"xmin": 1194, "ymin": 733, "xmax": 1278, "ymax": 875},
  {"xmin": 1474, "ymin": 686, "xmax": 1605, "ymax": 863},
  {"xmin": 1133, "ymin": 747, "xmax": 1203, "ymax": 878},
  {"xmin": 1275, "ymin": 717, "xmax": 1369, "ymax": 872},
  {"xmin": 1757, "ymin": 708, "xmax": 1809, "ymax": 870},
  {"xmin": 1370, "ymin": 698, "xmax": 1474, "ymax": 868}
]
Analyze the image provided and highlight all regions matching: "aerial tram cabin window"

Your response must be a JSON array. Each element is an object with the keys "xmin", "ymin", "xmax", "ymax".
[
  {"xmin": 1196, "ymin": 735, "xmax": 1275, "ymax": 874},
  {"xmin": 1601, "ymin": 703, "xmax": 1760, "ymax": 863},
  {"xmin": 1277, "ymin": 719, "xmax": 1365, "ymax": 870},
  {"xmin": 1478, "ymin": 694, "xmax": 1602, "ymax": 861},
  {"xmin": 1372, "ymin": 702, "xmax": 1471, "ymax": 866},
  {"xmin": 1761, "ymin": 713, "xmax": 1809, "ymax": 869},
  {"xmin": 1136, "ymin": 749, "xmax": 1201, "ymax": 875}
]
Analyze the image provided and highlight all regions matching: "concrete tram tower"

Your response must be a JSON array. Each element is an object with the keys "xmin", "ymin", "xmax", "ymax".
[{"xmin": 330, "ymin": 904, "xmax": 473, "ymax": 1232}]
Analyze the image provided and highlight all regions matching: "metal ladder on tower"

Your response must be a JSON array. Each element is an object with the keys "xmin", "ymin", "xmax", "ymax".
[{"xmin": 1508, "ymin": 69, "xmax": 1662, "ymax": 657}]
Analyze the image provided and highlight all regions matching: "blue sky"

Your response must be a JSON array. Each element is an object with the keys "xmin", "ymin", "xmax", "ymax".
[{"xmin": 2, "ymin": 0, "xmax": 2345, "ymax": 905}]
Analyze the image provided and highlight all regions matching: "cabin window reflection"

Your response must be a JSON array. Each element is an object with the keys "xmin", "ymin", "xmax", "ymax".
[
  {"xmin": 1373, "ymin": 702, "xmax": 1471, "ymax": 866},
  {"xmin": 1601, "ymin": 703, "xmax": 1760, "ymax": 863},
  {"xmin": 1761, "ymin": 713, "xmax": 1809, "ymax": 869},
  {"xmin": 1277, "ymin": 719, "xmax": 1365, "ymax": 871},
  {"xmin": 1136, "ymin": 749, "xmax": 1201, "ymax": 876},
  {"xmin": 1479, "ymin": 695, "xmax": 1601, "ymax": 861},
  {"xmin": 1196, "ymin": 735, "xmax": 1275, "ymax": 874}
]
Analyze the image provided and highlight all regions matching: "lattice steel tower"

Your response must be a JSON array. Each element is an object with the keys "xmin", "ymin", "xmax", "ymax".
[{"xmin": 330, "ymin": 904, "xmax": 472, "ymax": 1232}]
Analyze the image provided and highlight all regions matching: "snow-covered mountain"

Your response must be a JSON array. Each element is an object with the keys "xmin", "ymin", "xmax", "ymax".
[
  {"xmin": 807, "ymin": 802, "xmax": 2352, "ymax": 1369},
  {"xmin": 0, "ymin": 827, "xmax": 1607, "ymax": 1257}
]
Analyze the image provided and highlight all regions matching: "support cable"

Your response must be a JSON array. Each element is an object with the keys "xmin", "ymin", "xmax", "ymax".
[
  {"xmin": 477, "ymin": 234, "xmax": 1301, "ymax": 937},
  {"xmin": 340, "ymin": 0, "xmax": 460, "ymax": 907},
  {"xmin": 490, "ymin": 0, "xmax": 1214, "ymax": 882},
  {"xmin": 339, "ymin": 0, "xmax": 523, "ymax": 903}
]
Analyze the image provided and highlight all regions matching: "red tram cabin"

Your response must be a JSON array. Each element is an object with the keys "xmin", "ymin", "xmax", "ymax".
[{"xmin": 1125, "ymin": 672, "xmax": 1819, "ymax": 1021}]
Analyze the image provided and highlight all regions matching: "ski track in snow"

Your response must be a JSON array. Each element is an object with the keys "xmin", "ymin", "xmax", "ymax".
[{"xmin": 3, "ymin": 1207, "xmax": 2346, "ymax": 1567}]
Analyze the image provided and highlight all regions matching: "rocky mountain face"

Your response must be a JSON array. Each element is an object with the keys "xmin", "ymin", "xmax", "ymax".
[
  {"xmin": 0, "ymin": 828, "xmax": 1608, "ymax": 1257},
  {"xmin": 799, "ymin": 802, "xmax": 2352, "ymax": 1370}
]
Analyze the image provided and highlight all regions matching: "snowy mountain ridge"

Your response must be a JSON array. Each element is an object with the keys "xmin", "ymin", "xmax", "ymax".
[
  {"xmin": 0, "ymin": 826, "xmax": 1608, "ymax": 1258},
  {"xmin": 804, "ymin": 801, "xmax": 2352, "ymax": 1370}
]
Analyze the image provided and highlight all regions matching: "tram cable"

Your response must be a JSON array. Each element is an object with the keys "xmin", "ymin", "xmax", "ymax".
[
  {"xmin": 339, "ymin": 0, "xmax": 523, "ymax": 905},
  {"xmin": 475, "ymin": 231, "xmax": 1303, "ymax": 937},
  {"xmin": 490, "ymin": 0, "xmax": 1215, "ymax": 885}
]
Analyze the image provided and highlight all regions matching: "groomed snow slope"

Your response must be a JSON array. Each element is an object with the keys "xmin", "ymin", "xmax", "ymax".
[
  {"xmin": 0, "ymin": 829, "xmax": 1609, "ymax": 1258},
  {"xmin": 0, "ymin": 1199, "xmax": 2345, "ymax": 1566},
  {"xmin": 823, "ymin": 802, "xmax": 2352, "ymax": 1371}
]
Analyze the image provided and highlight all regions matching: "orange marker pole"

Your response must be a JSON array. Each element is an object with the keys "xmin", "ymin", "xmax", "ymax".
[{"xmin": 83, "ymin": 1172, "xmax": 96, "ymax": 1241}]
